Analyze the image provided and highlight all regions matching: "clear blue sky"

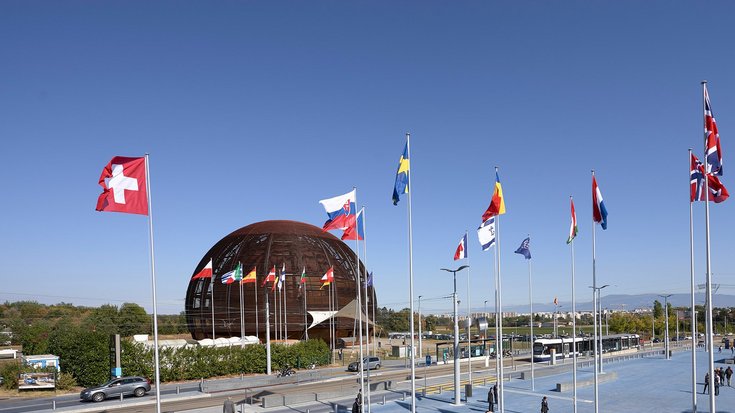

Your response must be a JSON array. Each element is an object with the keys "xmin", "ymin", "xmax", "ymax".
[{"xmin": 2, "ymin": 1, "xmax": 734, "ymax": 316}]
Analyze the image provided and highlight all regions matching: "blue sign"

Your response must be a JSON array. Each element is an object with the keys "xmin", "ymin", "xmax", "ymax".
[{"xmin": 425, "ymin": 355, "xmax": 431, "ymax": 366}]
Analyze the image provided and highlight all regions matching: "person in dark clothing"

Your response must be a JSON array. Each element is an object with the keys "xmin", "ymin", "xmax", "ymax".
[
  {"xmin": 704, "ymin": 372, "xmax": 710, "ymax": 394},
  {"xmin": 493, "ymin": 383, "xmax": 498, "ymax": 405},
  {"xmin": 352, "ymin": 399, "xmax": 359, "ymax": 413},
  {"xmin": 541, "ymin": 396, "xmax": 549, "ymax": 413},
  {"xmin": 487, "ymin": 387, "xmax": 495, "ymax": 412},
  {"xmin": 223, "ymin": 397, "xmax": 235, "ymax": 413},
  {"xmin": 726, "ymin": 366, "xmax": 733, "ymax": 386}
]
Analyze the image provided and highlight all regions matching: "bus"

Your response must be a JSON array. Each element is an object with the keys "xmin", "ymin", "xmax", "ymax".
[{"xmin": 533, "ymin": 334, "xmax": 640, "ymax": 362}]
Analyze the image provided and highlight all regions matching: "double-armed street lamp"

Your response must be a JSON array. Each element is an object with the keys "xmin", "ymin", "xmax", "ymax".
[
  {"xmin": 441, "ymin": 265, "xmax": 469, "ymax": 406},
  {"xmin": 658, "ymin": 294, "xmax": 673, "ymax": 360}
]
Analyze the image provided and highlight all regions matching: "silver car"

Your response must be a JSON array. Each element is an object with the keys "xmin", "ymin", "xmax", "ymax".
[
  {"xmin": 80, "ymin": 376, "xmax": 151, "ymax": 402},
  {"xmin": 348, "ymin": 356, "xmax": 381, "ymax": 371}
]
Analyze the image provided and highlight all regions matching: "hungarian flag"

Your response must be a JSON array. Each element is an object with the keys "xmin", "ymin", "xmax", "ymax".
[
  {"xmin": 592, "ymin": 175, "xmax": 608, "ymax": 230},
  {"xmin": 299, "ymin": 267, "xmax": 307, "ymax": 287},
  {"xmin": 241, "ymin": 267, "xmax": 257, "ymax": 284},
  {"xmin": 192, "ymin": 258, "xmax": 213, "ymax": 280},
  {"xmin": 96, "ymin": 156, "xmax": 148, "ymax": 215},
  {"xmin": 704, "ymin": 83, "xmax": 723, "ymax": 176},
  {"xmin": 453, "ymin": 234, "xmax": 467, "ymax": 261},
  {"xmin": 567, "ymin": 198, "xmax": 578, "ymax": 244},
  {"xmin": 262, "ymin": 265, "xmax": 276, "ymax": 287},
  {"xmin": 481, "ymin": 171, "xmax": 506, "ymax": 222},
  {"xmin": 320, "ymin": 267, "xmax": 334, "ymax": 290},
  {"xmin": 691, "ymin": 152, "xmax": 729, "ymax": 203}
]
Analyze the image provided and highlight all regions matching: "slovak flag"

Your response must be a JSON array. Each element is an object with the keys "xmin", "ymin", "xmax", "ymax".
[
  {"xmin": 704, "ymin": 83, "xmax": 723, "ymax": 176},
  {"xmin": 592, "ymin": 175, "xmax": 608, "ymax": 230},
  {"xmin": 320, "ymin": 266, "xmax": 334, "ymax": 289},
  {"xmin": 192, "ymin": 258, "xmax": 213, "ymax": 280},
  {"xmin": 691, "ymin": 152, "xmax": 729, "ymax": 203},
  {"xmin": 454, "ymin": 234, "xmax": 467, "ymax": 261},
  {"xmin": 319, "ymin": 189, "xmax": 357, "ymax": 232},
  {"xmin": 96, "ymin": 156, "xmax": 148, "ymax": 215},
  {"xmin": 342, "ymin": 208, "xmax": 365, "ymax": 240},
  {"xmin": 262, "ymin": 265, "xmax": 276, "ymax": 287}
]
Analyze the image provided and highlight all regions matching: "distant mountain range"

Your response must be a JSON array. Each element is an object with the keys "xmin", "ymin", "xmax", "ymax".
[{"xmin": 475, "ymin": 293, "xmax": 735, "ymax": 315}]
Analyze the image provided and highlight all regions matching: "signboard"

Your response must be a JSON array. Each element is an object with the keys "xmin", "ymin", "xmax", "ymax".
[
  {"xmin": 18, "ymin": 372, "xmax": 55, "ymax": 390},
  {"xmin": 425, "ymin": 355, "xmax": 431, "ymax": 366}
]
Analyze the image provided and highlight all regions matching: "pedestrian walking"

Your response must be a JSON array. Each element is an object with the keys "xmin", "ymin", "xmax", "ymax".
[
  {"xmin": 715, "ymin": 372, "xmax": 721, "ymax": 396},
  {"xmin": 223, "ymin": 397, "xmax": 235, "ymax": 413},
  {"xmin": 704, "ymin": 372, "xmax": 710, "ymax": 394},
  {"xmin": 541, "ymin": 396, "xmax": 549, "ymax": 413},
  {"xmin": 726, "ymin": 366, "xmax": 733, "ymax": 386},
  {"xmin": 487, "ymin": 387, "xmax": 495, "ymax": 412}
]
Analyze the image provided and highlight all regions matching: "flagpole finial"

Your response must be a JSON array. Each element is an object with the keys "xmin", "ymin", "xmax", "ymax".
[{"xmin": 702, "ymin": 80, "xmax": 708, "ymax": 85}]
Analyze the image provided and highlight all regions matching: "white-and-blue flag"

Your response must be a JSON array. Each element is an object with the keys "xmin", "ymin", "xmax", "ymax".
[{"xmin": 477, "ymin": 218, "xmax": 496, "ymax": 251}]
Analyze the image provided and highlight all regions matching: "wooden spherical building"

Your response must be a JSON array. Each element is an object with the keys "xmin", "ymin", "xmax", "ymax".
[{"xmin": 185, "ymin": 220, "xmax": 375, "ymax": 341}]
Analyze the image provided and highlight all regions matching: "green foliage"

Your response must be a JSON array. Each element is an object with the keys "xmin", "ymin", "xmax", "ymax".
[
  {"xmin": 653, "ymin": 300, "xmax": 663, "ymax": 319},
  {"xmin": 118, "ymin": 303, "xmax": 151, "ymax": 337},
  {"xmin": 55, "ymin": 372, "xmax": 77, "ymax": 390},
  {"xmin": 48, "ymin": 323, "xmax": 109, "ymax": 387},
  {"xmin": 0, "ymin": 362, "xmax": 20, "ymax": 390},
  {"xmin": 118, "ymin": 339, "xmax": 329, "ymax": 382}
]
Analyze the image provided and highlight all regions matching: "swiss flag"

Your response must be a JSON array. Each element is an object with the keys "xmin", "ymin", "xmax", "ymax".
[{"xmin": 96, "ymin": 156, "xmax": 148, "ymax": 215}]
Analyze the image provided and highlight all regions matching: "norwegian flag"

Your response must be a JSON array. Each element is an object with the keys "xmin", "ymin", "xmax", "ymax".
[
  {"xmin": 691, "ymin": 152, "xmax": 729, "ymax": 203},
  {"xmin": 704, "ymin": 83, "xmax": 723, "ymax": 176}
]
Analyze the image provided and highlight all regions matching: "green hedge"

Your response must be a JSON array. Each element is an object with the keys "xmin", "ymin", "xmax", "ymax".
[{"xmin": 120, "ymin": 339, "xmax": 330, "ymax": 383}]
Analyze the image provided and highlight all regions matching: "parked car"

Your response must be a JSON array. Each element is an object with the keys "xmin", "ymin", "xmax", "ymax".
[
  {"xmin": 348, "ymin": 356, "xmax": 381, "ymax": 372},
  {"xmin": 80, "ymin": 376, "xmax": 151, "ymax": 402}
]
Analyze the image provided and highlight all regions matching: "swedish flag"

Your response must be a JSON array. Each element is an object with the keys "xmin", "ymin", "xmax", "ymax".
[{"xmin": 392, "ymin": 142, "xmax": 410, "ymax": 205}]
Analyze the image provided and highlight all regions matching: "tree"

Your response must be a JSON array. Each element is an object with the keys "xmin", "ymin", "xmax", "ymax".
[
  {"xmin": 84, "ymin": 304, "xmax": 119, "ymax": 335},
  {"xmin": 118, "ymin": 303, "xmax": 151, "ymax": 337},
  {"xmin": 653, "ymin": 300, "xmax": 663, "ymax": 319}
]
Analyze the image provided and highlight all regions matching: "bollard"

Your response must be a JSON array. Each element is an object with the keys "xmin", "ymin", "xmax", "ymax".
[
  {"xmin": 382, "ymin": 395, "xmax": 386, "ymax": 405},
  {"xmin": 307, "ymin": 409, "xmax": 310, "ymax": 413},
  {"xmin": 241, "ymin": 373, "xmax": 244, "ymax": 380},
  {"xmin": 120, "ymin": 393, "xmax": 124, "ymax": 401},
  {"xmin": 333, "ymin": 402, "xmax": 339, "ymax": 413},
  {"xmin": 483, "ymin": 377, "xmax": 487, "ymax": 386},
  {"xmin": 402, "ymin": 392, "xmax": 406, "ymax": 401},
  {"xmin": 176, "ymin": 386, "xmax": 180, "ymax": 394},
  {"xmin": 52, "ymin": 400, "xmax": 56, "ymax": 410},
  {"xmin": 439, "ymin": 385, "xmax": 443, "ymax": 394}
]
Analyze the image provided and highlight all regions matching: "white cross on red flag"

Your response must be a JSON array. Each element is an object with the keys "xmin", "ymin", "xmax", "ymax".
[{"xmin": 95, "ymin": 156, "xmax": 149, "ymax": 215}]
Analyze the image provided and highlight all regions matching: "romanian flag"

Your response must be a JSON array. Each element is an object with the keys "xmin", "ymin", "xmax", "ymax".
[
  {"xmin": 320, "ymin": 267, "xmax": 334, "ymax": 290},
  {"xmin": 241, "ymin": 267, "xmax": 257, "ymax": 284},
  {"xmin": 192, "ymin": 258, "xmax": 213, "ymax": 280},
  {"xmin": 481, "ymin": 171, "xmax": 506, "ymax": 222},
  {"xmin": 392, "ymin": 142, "xmax": 410, "ymax": 205}
]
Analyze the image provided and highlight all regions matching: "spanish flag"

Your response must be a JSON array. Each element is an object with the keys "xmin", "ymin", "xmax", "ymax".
[
  {"xmin": 241, "ymin": 267, "xmax": 257, "ymax": 284},
  {"xmin": 481, "ymin": 171, "xmax": 506, "ymax": 221}
]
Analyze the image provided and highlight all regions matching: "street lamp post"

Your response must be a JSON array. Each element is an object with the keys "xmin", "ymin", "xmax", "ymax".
[
  {"xmin": 418, "ymin": 296, "xmax": 423, "ymax": 359},
  {"xmin": 441, "ymin": 265, "xmax": 469, "ymax": 406},
  {"xmin": 590, "ymin": 284, "xmax": 609, "ymax": 373},
  {"xmin": 659, "ymin": 294, "xmax": 673, "ymax": 360}
]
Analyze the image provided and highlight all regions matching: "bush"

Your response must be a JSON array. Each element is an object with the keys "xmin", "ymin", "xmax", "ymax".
[
  {"xmin": 0, "ymin": 362, "xmax": 20, "ymax": 390},
  {"xmin": 55, "ymin": 372, "xmax": 77, "ymax": 390}
]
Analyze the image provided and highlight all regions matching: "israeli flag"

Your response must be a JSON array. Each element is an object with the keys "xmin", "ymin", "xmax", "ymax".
[{"xmin": 477, "ymin": 218, "xmax": 496, "ymax": 251}]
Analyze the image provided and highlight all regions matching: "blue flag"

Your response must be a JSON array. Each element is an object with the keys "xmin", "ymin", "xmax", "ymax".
[
  {"xmin": 514, "ymin": 237, "xmax": 531, "ymax": 260},
  {"xmin": 392, "ymin": 142, "xmax": 410, "ymax": 205}
]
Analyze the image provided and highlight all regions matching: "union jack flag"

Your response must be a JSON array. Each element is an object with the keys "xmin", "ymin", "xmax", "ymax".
[
  {"xmin": 691, "ymin": 152, "xmax": 729, "ymax": 203},
  {"xmin": 704, "ymin": 84, "xmax": 723, "ymax": 176}
]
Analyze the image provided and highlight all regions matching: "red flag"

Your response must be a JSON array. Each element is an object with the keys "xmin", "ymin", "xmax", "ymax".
[
  {"xmin": 192, "ymin": 258, "xmax": 213, "ymax": 280},
  {"xmin": 453, "ymin": 234, "xmax": 467, "ymax": 261},
  {"xmin": 320, "ymin": 267, "xmax": 334, "ymax": 289},
  {"xmin": 96, "ymin": 156, "xmax": 148, "ymax": 215},
  {"xmin": 262, "ymin": 265, "xmax": 276, "ymax": 287}
]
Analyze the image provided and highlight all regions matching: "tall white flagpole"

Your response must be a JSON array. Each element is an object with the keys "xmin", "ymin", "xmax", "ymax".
[
  {"xmin": 211, "ymin": 275, "xmax": 216, "ymax": 340},
  {"xmin": 361, "ymin": 207, "xmax": 372, "ymax": 413},
  {"xmin": 687, "ymin": 153, "xmax": 697, "ymax": 413},
  {"xmin": 255, "ymin": 275, "xmax": 259, "ymax": 341},
  {"xmin": 266, "ymin": 291, "xmax": 272, "ymax": 374},
  {"xmin": 570, "ymin": 196, "xmax": 578, "ymax": 413},
  {"xmin": 466, "ymin": 232, "xmax": 472, "ymax": 388},
  {"xmin": 527, "ymin": 236, "xmax": 535, "ymax": 391},
  {"xmin": 284, "ymin": 267, "xmax": 289, "ymax": 340},
  {"xmin": 591, "ymin": 171, "xmax": 600, "ymax": 413},
  {"xmin": 406, "ymin": 133, "xmax": 417, "ymax": 413},
  {"xmin": 143, "ymin": 154, "xmax": 162, "ymax": 413},
  {"xmin": 240, "ymin": 265, "xmax": 245, "ymax": 339},
  {"xmin": 702, "ymin": 80, "xmax": 716, "ymax": 413},
  {"xmin": 493, "ymin": 242, "xmax": 499, "ymax": 405},
  {"xmin": 353, "ymin": 191, "xmax": 365, "ymax": 410},
  {"xmin": 496, "ymin": 212, "xmax": 505, "ymax": 413}
]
